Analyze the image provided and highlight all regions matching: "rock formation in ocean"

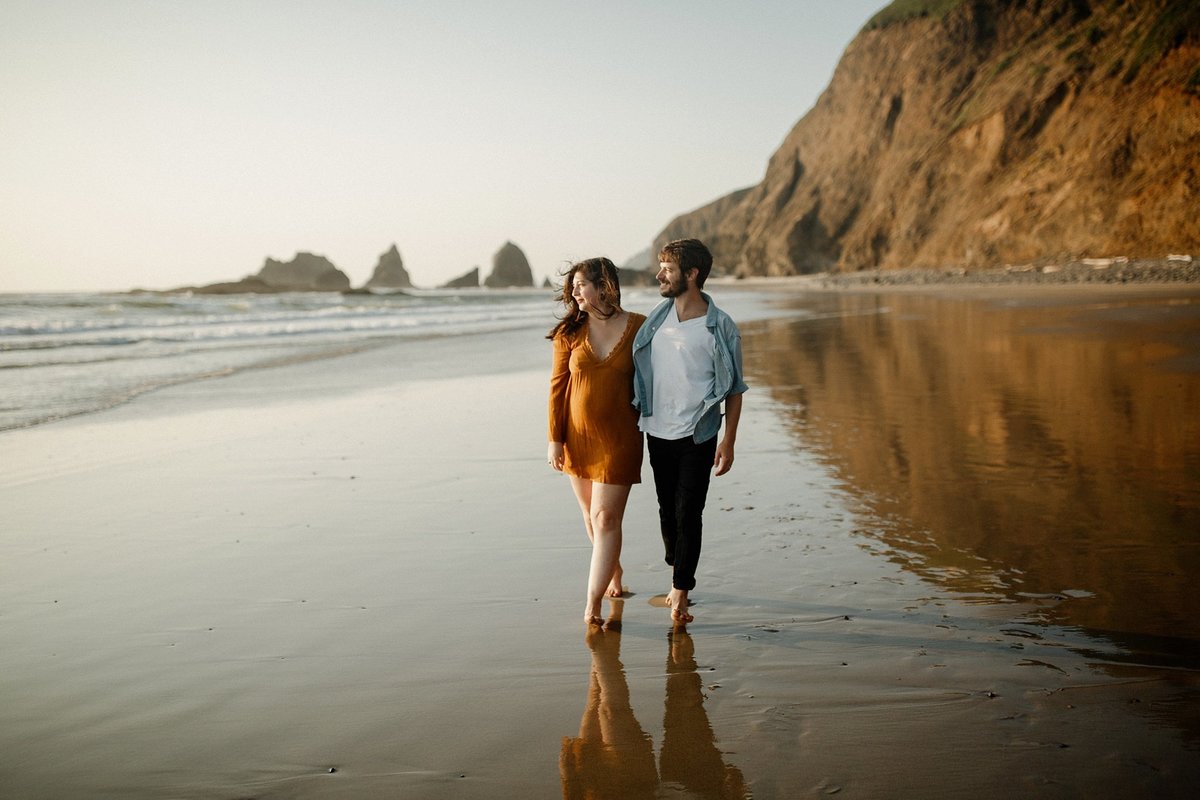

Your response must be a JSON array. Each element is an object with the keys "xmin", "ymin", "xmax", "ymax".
[
  {"xmin": 484, "ymin": 241, "xmax": 534, "ymax": 287},
  {"xmin": 654, "ymin": 0, "xmax": 1200, "ymax": 275},
  {"xmin": 185, "ymin": 277, "xmax": 280, "ymax": 295},
  {"xmin": 256, "ymin": 252, "xmax": 351, "ymax": 290},
  {"xmin": 441, "ymin": 267, "xmax": 480, "ymax": 289},
  {"xmin": 364, "ymin": 244, "xmax": 413, "ymax": 289}
]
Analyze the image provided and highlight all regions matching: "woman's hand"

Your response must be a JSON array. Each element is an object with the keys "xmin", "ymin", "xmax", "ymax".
[{"xmin": 548, "ymin": 442, "xmax": 565, "ymax": 472}]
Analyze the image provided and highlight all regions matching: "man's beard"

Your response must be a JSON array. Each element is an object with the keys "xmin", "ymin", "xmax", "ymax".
[{"xmin": 658, "ymin": 273, "xmax": 686, "ymax": 297}]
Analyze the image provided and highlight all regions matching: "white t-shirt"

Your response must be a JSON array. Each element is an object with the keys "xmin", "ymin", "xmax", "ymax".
[{"xmin": 638, "ymin": 309, "xmax": 715, "ymax": 440}]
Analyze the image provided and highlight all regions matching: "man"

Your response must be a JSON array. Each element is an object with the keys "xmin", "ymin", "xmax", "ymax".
[{"xmin": 632, "ymin": 238, "xmax": 747, "ymax": 623}]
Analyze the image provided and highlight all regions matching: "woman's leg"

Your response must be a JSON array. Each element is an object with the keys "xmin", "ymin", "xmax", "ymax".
[
  {"xmin": 571, "ymin": 475, "xmax": 625, "ymax": 597},
  {"xmin": 583, "ymin": 482, "xmax": 632, "ymax": 624},
  {"xmin": 568, "ymin": 476, "xmax": 595, "ymax": 542}
]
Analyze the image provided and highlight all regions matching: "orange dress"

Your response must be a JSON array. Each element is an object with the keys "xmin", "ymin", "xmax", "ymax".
[{"xmin": 548, "ymin": 313, "xmax": 645, "ymax": 485}]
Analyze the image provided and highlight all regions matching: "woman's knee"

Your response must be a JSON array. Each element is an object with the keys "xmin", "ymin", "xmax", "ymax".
[{"xmin": 590, "ymin": 507, "xmax": 622, "ymax": 534}]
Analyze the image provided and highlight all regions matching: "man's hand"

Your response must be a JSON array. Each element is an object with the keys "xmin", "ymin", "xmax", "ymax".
[
  {"xmin": 713, "ymin": 438, "xmax": 735, "ymax": 476},
  {"xmin": 713, "ymin": 392, "xmax": 742, "ymax": 477}
]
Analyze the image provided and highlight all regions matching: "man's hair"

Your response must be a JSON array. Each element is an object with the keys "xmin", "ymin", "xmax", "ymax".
[{"xmin": 658, "ymin": 238, "xmax": 713, "ymax": 288}]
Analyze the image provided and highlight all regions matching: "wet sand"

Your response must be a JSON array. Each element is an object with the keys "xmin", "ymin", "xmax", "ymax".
[{"xmin": 2, "ymin": 286, "xmax": 1198, "ymax": 798}]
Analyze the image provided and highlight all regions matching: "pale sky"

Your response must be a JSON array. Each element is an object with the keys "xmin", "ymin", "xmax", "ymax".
[{"xmin": 1, "ymin": 0, "xmax": 886, "ymax": 292}]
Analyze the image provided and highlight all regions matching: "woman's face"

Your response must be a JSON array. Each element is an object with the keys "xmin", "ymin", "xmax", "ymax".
[{"xmin": 571, "ymin": 273, "xmax": 607, "ymax": 315}]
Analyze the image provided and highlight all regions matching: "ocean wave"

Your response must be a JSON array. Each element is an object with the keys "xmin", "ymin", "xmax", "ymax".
[
  {"xmin": 0, "ymin": 289, "xmax": 558, "ymax": 431},
  {"xmin": 1, "ymin": 290, "xmax": 554, "ymax": 347}
]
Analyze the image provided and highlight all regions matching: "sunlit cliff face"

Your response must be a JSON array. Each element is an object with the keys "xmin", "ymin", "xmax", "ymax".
[{"xmin": 740, "ymin": 291, "xmax": 1200, "ymax": 644}]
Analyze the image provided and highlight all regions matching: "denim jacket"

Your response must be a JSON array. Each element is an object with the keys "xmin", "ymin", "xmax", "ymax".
[{"xmin": 632, "ymin": 292, "xmax": 748, "ymax": 444}]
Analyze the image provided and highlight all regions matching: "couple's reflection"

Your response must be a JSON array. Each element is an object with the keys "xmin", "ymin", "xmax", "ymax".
[{"xmin": 560, "ymin": 607, "xmax": 746, "ymax": 799}]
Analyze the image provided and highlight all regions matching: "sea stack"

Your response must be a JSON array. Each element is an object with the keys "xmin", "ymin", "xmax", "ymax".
[
  {"xmin": 256, "ymin": 253, "xmax": 350, "ymax": 291},
  {"xmin": 363, "ymin": 244, "xmax": 413, "ymax": 290},
  {"xmin": 484, "ymin": 241, "xmax": 534, "ymax": 288},
  {"xmin": 441, "ymin": 267, "xmax": 480, "ymax": 289}
]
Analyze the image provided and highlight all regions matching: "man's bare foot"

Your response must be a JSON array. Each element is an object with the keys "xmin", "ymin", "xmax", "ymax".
[
  {"xmin": 666, "ymin": 588, "xmax": 694, "ymax": 623},
  {"xmin": 605, "ymin": 566, "xmax": 624, "ymax": 598}
]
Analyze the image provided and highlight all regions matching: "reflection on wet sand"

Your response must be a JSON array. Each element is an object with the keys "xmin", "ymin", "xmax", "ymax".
[
  {"xmin": 742, "ymin": 290, "xmax": 1200, "ymax": 650},
  {"xmin": 560, "ymin": 614, "xmax": 657, "ymax": 798},
  {"xmin": 560, "ymin": 610, "xmax": 746, "ymax": 800},
  {"xmin": 660, "ymin": 628, "xmax": 747, "ymax": 798}
]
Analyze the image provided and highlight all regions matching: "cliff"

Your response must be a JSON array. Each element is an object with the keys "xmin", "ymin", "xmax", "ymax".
[
  {"xmin": 651, "ymin": 187, "xmax": 754, "ymax": 273},
  {"xmin": 656, "ymin": 0, "xmax": 1200, "ymax": 275}
]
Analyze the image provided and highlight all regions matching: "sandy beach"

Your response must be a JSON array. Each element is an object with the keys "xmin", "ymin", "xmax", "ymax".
[{"xmin": 2, "ymin": 285, "xmax": 1199, "ymax": 798}]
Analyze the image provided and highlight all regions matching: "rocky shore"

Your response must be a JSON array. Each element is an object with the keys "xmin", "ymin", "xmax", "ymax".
[{"xmin": 808, "ymin": 256, "xmax": 1199, "ymax": 289}]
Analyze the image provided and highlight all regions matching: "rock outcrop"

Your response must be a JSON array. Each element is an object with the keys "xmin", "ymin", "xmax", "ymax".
[
  {"xmin": 182, "ymin": 253, "xmax": 349, "ymax": 294},
  {"xmin": 441, "ymin": 267, "xmax": 480, "ymax": 289},
  {"xmin": 620, "ymin": 247, "xmax": 654, "ymax": 272},
  {"xmin": 618, "ymin": 267, "xmax": 657, "ymax": 287},
  {"xmin": 617, "ymin": 248, "xmax": 658, "ymax": 286},
  {"xmin": 484, "ymin": 241, "xmax": 534, "ymax": 287},
  {"xmin": 256, "ymin": 252, "xmax": 351, "ymax": 290},
  {"xmin": 655, "ymin": 0, "xmax": 1200, "ymax": 275},
  {"xmin": 652, "ymin": 188, "xmax": 754, "ymax": 276},
  {"xmin": 364, "ymin": 244, "xmax": 413, "ymax": 289},
  {"xmin": 185, "ymin": 277, "xmax": 281, "ymax": 295}
]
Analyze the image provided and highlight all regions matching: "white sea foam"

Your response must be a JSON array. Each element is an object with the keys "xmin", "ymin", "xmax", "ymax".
[{"xmin": 0, "ymin": 288, "xmax": 580, "ymax": 430}]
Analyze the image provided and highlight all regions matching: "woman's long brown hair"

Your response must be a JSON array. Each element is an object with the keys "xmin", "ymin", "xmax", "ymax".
[{"xmin": 546, "ymin": 257, "xmax": 622, "ymax": 340}]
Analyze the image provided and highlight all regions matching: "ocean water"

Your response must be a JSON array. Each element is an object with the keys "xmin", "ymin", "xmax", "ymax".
[{"xmin": 0, "ymin": 288, "xmax": 578, "ymax": 431}]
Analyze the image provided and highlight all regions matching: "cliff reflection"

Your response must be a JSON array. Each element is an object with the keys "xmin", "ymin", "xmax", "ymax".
[
  {"xmin": 742, "ymin": 291, "xmax": 1200, "ymax": 644},
  {"xmin": 560, "ymin": 618, "xmax": 746, "ymax": 799}
]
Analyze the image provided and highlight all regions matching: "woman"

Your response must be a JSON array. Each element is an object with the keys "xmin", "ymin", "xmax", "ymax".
[{"xmin": 547, "ymin": 257, "xmax": 645, "ymax": 626}]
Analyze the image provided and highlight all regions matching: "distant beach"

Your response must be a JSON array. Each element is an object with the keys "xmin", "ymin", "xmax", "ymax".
[{"xmin": 1, "ymin": 281, "xmax": 1198, "ymax": 798}]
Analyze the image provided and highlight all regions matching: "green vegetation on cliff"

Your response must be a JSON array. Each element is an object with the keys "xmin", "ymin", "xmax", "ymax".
[
  {"xmin": 864, "ymin": 0, "xmax": 966, "ymax": 30},
  {"xmin": 1125, "ymin": 0, "xmax": 1200, "ymax": 81}
]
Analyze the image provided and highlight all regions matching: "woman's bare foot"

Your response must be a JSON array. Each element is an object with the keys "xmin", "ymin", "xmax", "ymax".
[
  {"xmin": 666, "ymin": 588, "xmax": 694, "ymax": 623},
  {"xmin": 605, "ymin": 565, "xmax": 624, "ymax": 598},
  {"xmin": 584, "ymin": 599, "xmax": 604, "ymax": 626}
]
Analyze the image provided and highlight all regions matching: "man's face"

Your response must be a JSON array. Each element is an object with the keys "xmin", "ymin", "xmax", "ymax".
[{"xmin": 656, "ymin": 260, "xmax": 691, "ymax": 298}]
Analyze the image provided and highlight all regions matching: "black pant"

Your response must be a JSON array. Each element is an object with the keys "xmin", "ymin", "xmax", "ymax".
[{"xmin": 647, "ymin": 434, "xmax": 718, "ymax": 591}]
